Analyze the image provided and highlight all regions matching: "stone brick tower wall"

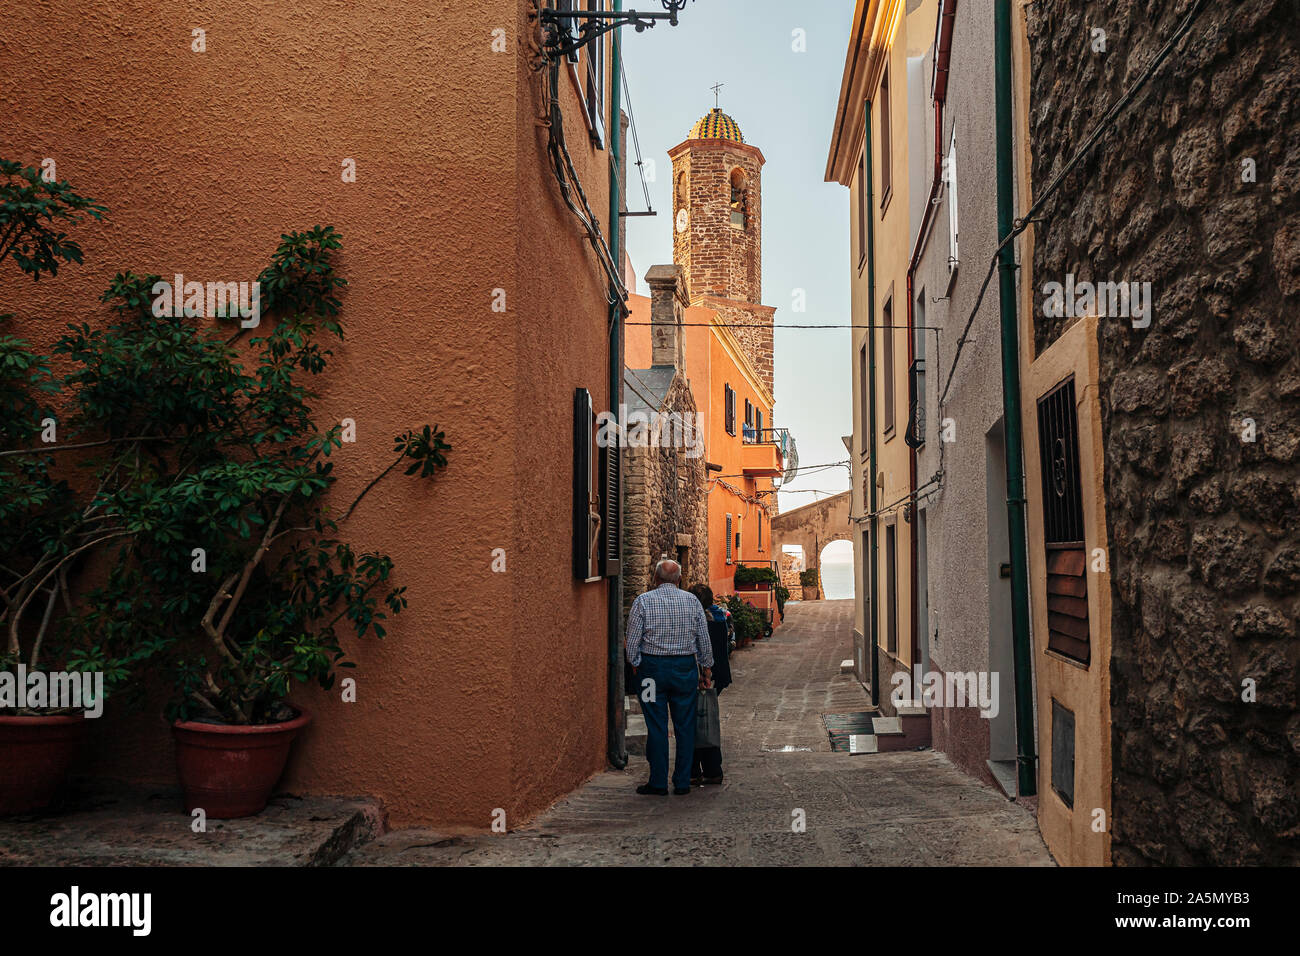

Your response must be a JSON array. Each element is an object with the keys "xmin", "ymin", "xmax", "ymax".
[
  {"xmin": 670, "ymin": 116, "xmax": 775, "ymax": 396},
  {"xmin": 1028, "ymin": 0, "xmax": 1300, "ymax": 864},
  {"xmin": 621, "ymin": 374, "xmax": 710, "ymax": 621}
]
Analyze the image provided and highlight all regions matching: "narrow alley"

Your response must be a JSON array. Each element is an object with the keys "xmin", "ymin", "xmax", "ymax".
[{"xmin": 342, "ymin": 601, "xmax": 1053, "ymax": 866}]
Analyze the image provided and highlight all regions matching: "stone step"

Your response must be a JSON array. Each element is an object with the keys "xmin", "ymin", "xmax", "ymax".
[
  {"xmin": 871, "ymin": 716, "xmax": 902, "ymax": 735},
  {"xmin": 626, "ymin": 714, "xmax": 647, "ymax": 756},
  {"xmin": 840, "ymin": 659, "xmax": 855, "ymax": 674},
  {"xmin": 895, "ymin": 701, "xmax": 928, "ymax": 717},
  {"xmin": 625, "ymin": 694, "xmax": 642, "ymax": 716},
  {"xmin": 848, "ymin": 734, "xmax": 878, "ymax": 754}
]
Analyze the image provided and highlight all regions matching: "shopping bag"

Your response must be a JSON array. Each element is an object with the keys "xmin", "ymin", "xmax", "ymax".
[{"xmin": 695, "ymin": 687, "xmax": 721, "ymax": 748}]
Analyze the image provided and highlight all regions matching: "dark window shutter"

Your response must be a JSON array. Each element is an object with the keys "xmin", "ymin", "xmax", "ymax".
[
  {"xmin": 756, "ymin": 409, "xmax": 763, "ymax": 437},
  {"xmin": 745, "ymin": 398, "xmax": 753, "ymax": 426},
  {"xmin": 601, "ymin": 435, "xmax": 620, "ymax": 577},
  {"xmin": 1037, "ymin": 377, "xmax": 1090, "ymax": 665},
  {"xmin": 574, "ymin": 388, "xmax": 593, "ymax": 579},
  {"xmin": 726, "ymin": 514, "xmax": 733, "ymax": 563}
]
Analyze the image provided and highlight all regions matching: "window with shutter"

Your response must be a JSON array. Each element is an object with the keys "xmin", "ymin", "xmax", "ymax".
[
  {"xmin": 601, "ymin": 436, "xmax": 620, "ymax": 577},
  {"xmin": 947, "ymin": 130, "xmax": 959, "ymax": 276},
  {"xmin": 725, "ymin": 514, "xmax": 733, "ymax": 564},
  {"xmin": 883, "ymin": 297, "xmax": 896, "ymax": 438},
  {"xmin": 573, "ymin": 388, "xmax": 599, "ymax": 580},
  {"xmin": 1037, "ymin": 377, "xmax": 1089, "ymax": 665},
  {"xmin": 725, "ymin": 384, "xmax": 736, "ymax": 436},
  {"xmin": 584, "ymin": 0, "xmax": 605, "ymax": 146}
]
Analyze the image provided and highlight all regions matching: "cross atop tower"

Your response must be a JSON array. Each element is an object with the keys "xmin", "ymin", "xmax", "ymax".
[{"xmin": 710, "ymin": 82, "xmax": 724, "ymax": 108}]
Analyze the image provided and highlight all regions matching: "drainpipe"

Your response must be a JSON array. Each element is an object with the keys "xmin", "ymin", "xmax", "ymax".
[
  {"xmin": 865, "ymin": 99, "xmax": 880, "ymax": 708},
  {"xmin": 994, "ymin": 0, "xmax": 1036, "ymax": 796},
  {"xmin": 606, "ymin": 0, "xmax": 628, "ymax": 770}
]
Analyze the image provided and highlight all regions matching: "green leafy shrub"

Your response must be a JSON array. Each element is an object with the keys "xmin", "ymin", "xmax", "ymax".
[
  {"xmin": 799, "ymin": 569, "xmax": 819, "ymax": 588},
  {"xmin": 0, "ymin": 199, "xmax": 451, "ymax": 723},
  {"xmin": 725, "ymin": 594, "xmax": 765, "ymax": 643},
  {"xmin": 733, "ymin": 564, "xmax": 777, "ymax": 586}
]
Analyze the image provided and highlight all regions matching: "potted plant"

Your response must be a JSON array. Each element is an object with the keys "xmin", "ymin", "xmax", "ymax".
[
  {"xmin": 0, "ymin": 161, "xmax": 119, "ymax": 815},
  {"xmin": 733, "ymin": 564, "xmax": 777, "ymax": 591},
  {"xmin": 800, "ymin": 568, "xmax": 820, "ymax": 601},
  {"xmin": 725, "ymin": 594, "xmax": 765, "ymax": 648},
  {"xmin": 774, "ymin": 583, "xmax": 790, "ymax": 621},
  {"xmin": 59, "ymin": 229, "xmax": 453, "ymax": 818}
]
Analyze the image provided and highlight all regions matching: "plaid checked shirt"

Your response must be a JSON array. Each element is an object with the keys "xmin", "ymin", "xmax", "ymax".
[{"xmin": 625, "ymin": 583, "xmax": 714, "ymax": 670}]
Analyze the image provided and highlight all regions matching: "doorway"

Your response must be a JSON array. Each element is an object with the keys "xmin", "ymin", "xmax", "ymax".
[{"xmin": 985, "ymin": 419, "xmax": 1018, "ymax": 795}]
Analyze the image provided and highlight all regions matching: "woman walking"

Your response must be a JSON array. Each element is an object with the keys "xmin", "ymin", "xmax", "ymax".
[{"xmin": 688, "ymin": 584, "xmax": 732, "ymax": 785}]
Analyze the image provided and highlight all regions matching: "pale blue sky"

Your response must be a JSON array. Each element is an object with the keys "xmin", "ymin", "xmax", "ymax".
[{"xmin": 619, "ymin": 0, "xmax": 856, "ymax": 511}]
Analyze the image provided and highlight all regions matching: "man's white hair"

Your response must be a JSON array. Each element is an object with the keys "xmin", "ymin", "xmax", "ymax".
[{"xmin": 654, "ymin": 558, "xmax": 682, "ymax": 585}]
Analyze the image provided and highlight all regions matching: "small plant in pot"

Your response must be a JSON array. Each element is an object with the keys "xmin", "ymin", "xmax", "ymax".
[
  {"xmin": 68, "ymin": 228, "xmax": 450, "ymax": 818},
  {"xmin": 733, "ymin": 564, "xmax": 777, "ymax": 591},
  {"xmin": 0, "ymin": 162, "xmax": 123, "ymax": 815}
]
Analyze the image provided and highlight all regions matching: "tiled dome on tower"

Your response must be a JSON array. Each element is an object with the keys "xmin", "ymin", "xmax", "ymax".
[{"xmin": 689, "ymin": 107, "xmax": 744, "ymax": 144}]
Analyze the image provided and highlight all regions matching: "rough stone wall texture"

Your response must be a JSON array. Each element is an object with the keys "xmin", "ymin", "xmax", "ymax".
[
  {"xmin": 671, "ymin": 139, "xmax": 775, "ymax": 396},
  {"xmin": 672, "ymin": 141, "xmax": 763, "ymax": 305},
  {"xmin": 1028, "ymin": 0, "xmax": 1300, "ymax": 864},
  {"xmin": 706, "ymin": 299, "xmax": 777, "ymax": 399},
  {"xmin": 621, "ymin": 375, "xmax": 709, "ymax": 622}
]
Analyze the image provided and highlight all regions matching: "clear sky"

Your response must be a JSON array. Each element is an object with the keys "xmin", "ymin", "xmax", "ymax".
[{"xmin": 619, "ymin": 0, "xmax": 856, "ymax": 511}]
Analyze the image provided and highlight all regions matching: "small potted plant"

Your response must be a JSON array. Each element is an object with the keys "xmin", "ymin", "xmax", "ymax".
[
  {"xmin": 733, "ymin": 564, "xmax": 777, "ymax": 592},
  {"xmin": 800, "ymin": 568, "xmax": 820, "ymax": 601}
]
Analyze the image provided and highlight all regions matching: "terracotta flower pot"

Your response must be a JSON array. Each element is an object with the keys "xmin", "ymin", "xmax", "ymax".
[
  {"xmin": 172, "ymin": 708, "xmax": 311, "ymax": 819},
  {"xmin": 0, "ymin": 713, "xmax": 89, "ymax": 816},
  {"xmin": 801, "ymin": 585, "xmax": 819, "ymax": 601}
]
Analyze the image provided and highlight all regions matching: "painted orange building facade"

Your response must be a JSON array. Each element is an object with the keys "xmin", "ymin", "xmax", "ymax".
[{"xmin": 0, "ymin": 0, "xmax": 623, "ymax": 829}]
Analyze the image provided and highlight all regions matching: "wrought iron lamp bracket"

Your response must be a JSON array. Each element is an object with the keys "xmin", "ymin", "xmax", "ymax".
[{"xmin": 539, "ymin": 2, "xmax": 693, "ymax": 59}]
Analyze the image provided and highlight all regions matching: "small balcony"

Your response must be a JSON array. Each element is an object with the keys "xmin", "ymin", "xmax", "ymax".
[{"xmin": 741, "ymin": 426, "xmax": 788, "ymax": 478}]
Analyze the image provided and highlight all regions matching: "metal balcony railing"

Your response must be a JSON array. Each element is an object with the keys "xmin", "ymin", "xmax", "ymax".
[{"xmin": 741, "ymin": 426, "xmax": 790, "ymax": 456}]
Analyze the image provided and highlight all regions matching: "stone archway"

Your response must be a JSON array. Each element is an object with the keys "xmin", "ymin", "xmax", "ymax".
[{"xmin": 771, "ymin": 490, "xmax": 852, "ymax": 598}]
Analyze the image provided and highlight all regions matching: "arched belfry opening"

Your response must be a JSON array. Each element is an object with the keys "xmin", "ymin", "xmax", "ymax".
[{"xmin": 729, "ymin": 167, "xmax": 747, "ymax": 229}]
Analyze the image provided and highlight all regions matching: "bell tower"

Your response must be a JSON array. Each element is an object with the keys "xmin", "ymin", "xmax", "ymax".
[{"xmin": 669, "ymin": 105, "xmax": 774, "ymax": 394}]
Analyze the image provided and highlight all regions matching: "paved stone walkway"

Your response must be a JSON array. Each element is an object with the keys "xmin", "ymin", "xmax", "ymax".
[{"xmin": 341, "ymin": 600, "xmax": 1054, "ymax": 866}]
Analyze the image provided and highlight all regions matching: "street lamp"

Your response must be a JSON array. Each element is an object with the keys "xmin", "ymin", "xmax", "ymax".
[{"xmin": 539, "ymin": 1, "xmax": 695, "ymax": 59}]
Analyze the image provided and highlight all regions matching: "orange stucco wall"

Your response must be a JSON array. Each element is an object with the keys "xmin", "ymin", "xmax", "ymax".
[
  {"xmin": 625, "ymin": 297, "xmax": 775, "ymax": 597},
  {"xmin": 705, "ymin": 329, "xmax": 775, "ymax": 595},
  {"xmin": 0, "ymin": 0, "xmax": 613, "ymax": 828}
]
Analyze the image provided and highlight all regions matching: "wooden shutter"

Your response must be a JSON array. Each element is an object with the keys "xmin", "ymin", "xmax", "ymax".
[
  {"xmin": 726, "ymin": 514, "xmax": 733, "ymax": 564},
  {"xmin": 574, "ymin": 388, "xmax": 594, "ymax": 579},
  {"xmin": 601, "ymin": 432, "xmax": 620, "ymax": 577},
  {"xmin": 1037, "ymin": 377, "xmax": 1089, "ymax": 665},
  {"xmin": 883, "ymin": 298, "xmax": 895, "ymax": 435}
]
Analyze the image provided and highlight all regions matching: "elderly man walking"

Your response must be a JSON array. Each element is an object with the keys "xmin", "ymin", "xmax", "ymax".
[{"xmin": 625, "ymin": 559, "xmax": 713, "ymax": 795}]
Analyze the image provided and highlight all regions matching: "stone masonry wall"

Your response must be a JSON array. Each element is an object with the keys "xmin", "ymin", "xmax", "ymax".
[
  {"xmin": 1028, "ymin": 0, "xmax": 1300, "ymax": 864},
  {"xmin": 622, "ymin": 374, "xmax": 710, "ymax": 624},
  {"xmin": 672, "ymin": 138, "xmax": 775, "ymax": 397},
  {"xmin": 672, "ymin": 141, "xmax": 763, "ymax": 305}
]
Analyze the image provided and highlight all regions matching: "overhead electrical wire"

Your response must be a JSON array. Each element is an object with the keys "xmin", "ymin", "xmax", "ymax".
[{"xmin": 937, "ymin": 0, "xmax": 1209, "ymax": 407}]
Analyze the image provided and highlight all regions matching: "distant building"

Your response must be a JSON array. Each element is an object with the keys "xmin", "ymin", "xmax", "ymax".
[{"xmin": 627, "ymin": 107, "xmax": 789, "ymax": 598}]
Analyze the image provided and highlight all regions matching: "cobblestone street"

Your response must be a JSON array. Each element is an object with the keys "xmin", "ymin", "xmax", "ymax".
[{"xmin": 342, "ymin": 600, "xmax": 1054, "ymax": 866}]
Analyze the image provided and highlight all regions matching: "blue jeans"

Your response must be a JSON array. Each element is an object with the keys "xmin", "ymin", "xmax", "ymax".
[{"xmin": 637, "ymin": 654, "xmax": 697, "ymax": 791}]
